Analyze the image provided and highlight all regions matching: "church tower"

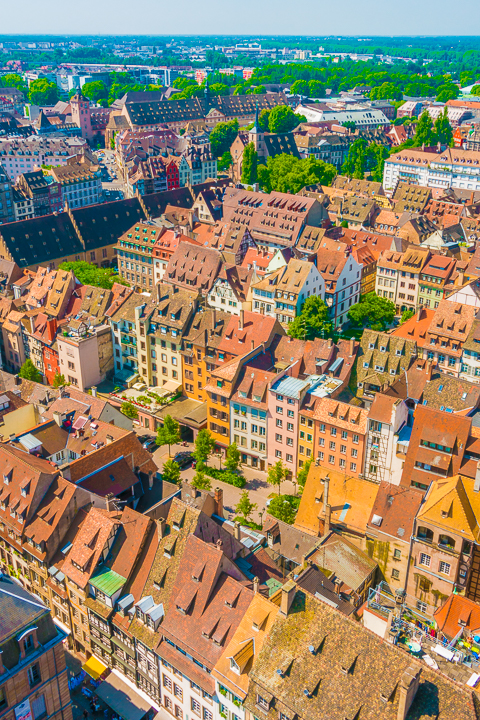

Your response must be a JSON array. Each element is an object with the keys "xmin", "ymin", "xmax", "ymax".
[
  {"xmin": 249, "ymin": 102, "xmax": 265, "ymax": 157},
  {"xmin": 70, "ymin": 91, "xmax": 93, "ymax": 141}
]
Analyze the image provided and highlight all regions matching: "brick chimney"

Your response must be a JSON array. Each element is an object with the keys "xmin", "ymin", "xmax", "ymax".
[
  {"xmin": 397, "ymin": 667, "xmax": 421, "ymax": 720},
  {"xmin": 253, "ymin": 576, "xmax": 259, "ymax": 594},
  {"xmin": 280, "ymin": 579, "xmax": 296, "ymax": 616},
  {"xmin": 214, "ymin": 487, "xmax": 224, "ymax": 517},
  {"xmin": 105, "ymin": 493, "xmax": 115, "ymax": 512},
  {"xmin": 239, "ymin": 309, "xmax": 244, "ymax": 331},
  {"xmin": 425, "ymin": 360, "xmax": 433, "ymax": 381},
  {"xmin": 349, "ymin": 337, "xmax": 355, "ymax": 356},
  {"xmin": 234, "ymin": 520, "xmax": 241, "ymax": 540}
]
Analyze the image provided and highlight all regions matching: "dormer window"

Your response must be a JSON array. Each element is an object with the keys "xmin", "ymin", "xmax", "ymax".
[{"xmin": 230, "ymin": 658, "xmax": 240, "ymax": 675}]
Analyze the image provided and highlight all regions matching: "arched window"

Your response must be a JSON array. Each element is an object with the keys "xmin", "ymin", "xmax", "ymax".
[
  {"xmin": 439, "ymin": 535, "xmax": 455, "ymax": 550},
  {"xmin": 417, "ymin": 526, "xmax": 433, "ymax": 542}
]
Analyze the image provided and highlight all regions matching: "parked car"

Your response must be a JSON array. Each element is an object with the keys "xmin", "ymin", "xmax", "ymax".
[
  {"xmin": 138, "ymin": 434, "xmax": 150, "ymax": 444},
  {"xmin": 143, "ymin": 438, "xmax": 158, "ymax": 453},
  {"xmin": 173, "ymin": 451, "xmax": 194, "ymax": 468}
]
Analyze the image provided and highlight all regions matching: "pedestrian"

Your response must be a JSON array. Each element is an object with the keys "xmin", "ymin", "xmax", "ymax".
[{"xmin": 83, "ymin": 710, "xmax": 89, "ymax": 720}]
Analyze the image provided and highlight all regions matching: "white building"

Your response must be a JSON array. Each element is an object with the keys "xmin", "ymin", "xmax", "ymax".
[
  {"xmin": 295, "ymin": 103, "xmax": 390, "ymax": 128},
  {"xmin": 364, "ymin": 395, "xmax": 409, "ymax": 486},
  {"xmin": 0, "ymin": 135, "xmax": 90, "ymax": 181},
  {"xmin": 383, "ymin": 147, "xmax": 480, "ymax": 193}
]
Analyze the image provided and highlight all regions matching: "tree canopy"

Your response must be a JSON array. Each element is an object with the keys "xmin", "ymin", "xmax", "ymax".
[
  {"xmin": 121, "ymin": 402, "xmax": 138, "ymax": 420},
  {"xmin": 19, "ymin": 359, "xmax": 42, "ymax": 383},
  {"xmin": 194, "ymin": 429, "xmax": 216, "ymax": 465},
  {"xmin": 267, "ymin": 495, "xmax": 298, "ymax": 525},
  {"xmin": 225, "ymin": 443, "xmax": 241, "ymax": 473},
  {"xmin": 267, "ymin": 460, "xmax": 289, "ymax": 495},
  {"xmin": 241, "ymin": 143, "xmax": 258, "ymax": 184},
  {"xmin": 287, "ymin": 296, "xmax": 333, "ymax": 340},
  {"xmin": 156, "ymin": 415, "xmax": 181, "ymax": 456},
  {"xmin": 347, "ymin": 292, "xmax": 396, "ymax": 331},
  {"xmin": 59, "ymin": 261, "xmax": 128, "ymax": 290},
  {"xmin": 257, "ymin": 154, "xmax": 336, "ymax": 194},
  {"xmin": 28, "ymin": 79, "xmax": 59, "ymax": 106},
  {"xmin": 81, "ymin": 80, "xmax": 108, "ymax": 105},
  {"xmin": 209, "ymin": 120, "xmax": 239, "ymax": 157},
  {"xmin": 341, "ymin": 138, "xmax": 388, "ymax": 181},
  {"xmin": 162, "ymin": 459, "xmax": 181, "ymax": 485},
  {"xmin": 267, "ymin": 105, "xmax": 306, "ymax": 133},
  {"xmin": 235, "ymin": 490, "xmax": 257, "ymax": 524}
]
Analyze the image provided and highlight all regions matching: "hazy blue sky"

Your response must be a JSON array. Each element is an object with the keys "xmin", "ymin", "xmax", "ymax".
[{"xmin": 2, "ymin": 0, "xmax": 480, "ymax": 37}]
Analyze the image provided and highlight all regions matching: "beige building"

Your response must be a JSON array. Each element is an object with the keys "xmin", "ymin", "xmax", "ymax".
[{"xmin": 57, "ymin": 320, "xmax": 113, "ymax": 391}]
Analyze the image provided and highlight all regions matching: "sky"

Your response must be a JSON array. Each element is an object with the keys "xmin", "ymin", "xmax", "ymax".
[{"xmin": 2, "ymin": 0, "xmax": 480, "ymax": 37}]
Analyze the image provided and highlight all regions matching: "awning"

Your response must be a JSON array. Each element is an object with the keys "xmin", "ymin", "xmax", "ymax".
[
  {"xmin": 82, "ymin": 656, "xmax": 108, "ymax": 681},
  {"xmin": 95, "ymin": 673, "xmax": 152, "ymax": 720}
]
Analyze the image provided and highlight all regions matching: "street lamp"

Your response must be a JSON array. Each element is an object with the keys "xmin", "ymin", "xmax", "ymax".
[{"xmin": 259, "ymin": 507, "xmax": 265, "ymax": 527}]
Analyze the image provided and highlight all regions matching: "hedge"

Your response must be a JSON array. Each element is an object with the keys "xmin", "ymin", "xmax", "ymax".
[{"xmin": 205, "ymin": 466, "xmax": 246, "ymax": 488}]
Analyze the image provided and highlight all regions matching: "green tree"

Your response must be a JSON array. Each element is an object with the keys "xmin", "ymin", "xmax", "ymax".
[
  {"xmin": 365, "ymin": 142, "xmax": 389, "ymax": 182},
  {"xmin": 342, "ymin": 137, "xmax": 368, "ymax": 179},
  {"xmin": 258, "ymin": 154, "xmax": 335, "ymax": 194},
  {"xmin": 400, "ymin": 309, "xmax": 415, "ymax": 324},
  {"xmin": 218, "ymin": 151, "xmax": 232, "ymax": 172},
  {"xmin": 52, "ymin": 371, "xmax": 68, "ymax": 389},
  {"xmin": 347, "ymin": 292, "xmax": 396, "ymax": 331},
  {"xmin": 28, "ymin": 79, "xmax": 59, "ymax": 105},
  {"xmin": 19, "ymin": 358, "xmax": 42, "ymax": 383},
  {"xmin": 297, "ymin": 459, "xmax": 312, "ymax": 489},
  {"xmin": 413, "ymin": 111, "xmax": 436, "ymax": 147},
  {"xmin": 253, "ymin": 85, "xmax": 266, "ymax": 95},
  {"xmin": 369, "ymin": 82, "xmax": 403, "ymax": 101},
  {"xmin": 81, "ymin": 80, "xmax": 108, "ymax": 105},
  {"xmin": 162, "ymin": 458, "xmax": 181, "ymax": 485},
  {"xmin": 288, "ymin": 296, "xmax": 333, "ymax": 340},
  {"xmin": 436, "ymin": 84, "xmax": 459, "ymax": 103},
  {"xmin": 433, "ymin": 108, "xmax": 453, "ymax": 146},
  {"xmin": 225, "ymin": 443, "xmax": 241, "ymax": 473},
  {"xmin": 156, "ymin": 415, "xmax": 181, "ymax": 456},
  {"xmin": 268, "ymin": 105, "xmax": 306, "ymax": 133},
  {"xmin": 342, "ymin": 121, "xmax": 356, "ymax": 131},
  {"xmin": 308, "ymin": 80, "xmax": 326, "ymax": 98},
  {"xmin": 191, "ymin": 470, "xmax": 211, "ymax": 491},
  {"xmin": 268, "ymin": 495, "xmax": 297, "ymax": 524},
  {"xmin": 290, "ymin": 79, "xmax": 310, "ymax": 95},
  {"xmin": 209, "ymin": 120, "xmax": 239, "ymax": 157},
  {"xmin": 267, "ymin": 460, "xmax": 289, "ymax": 495},
  {"xmin": 258, "ymin": 108, "xmax": 271, "ymax": 131},
  {"xmin": 241, "ymin": 142, "xmax": 258, "ymax": 184},
  {"xmin": 209, "ymin": 83, "xmax": 230, "ymax": 96},
  {"xmin": 471, "ymin": 85, "xmax": 480, "ymax": 97},
  {"xmin": 59, "ymin": 261, "xmax": 128, "ymax": 290},
  {"xmin": 340, "ymin": 220, "xmax": 349, "ymax": 228},
  {"xmin": 235, "ymin": 490, "xmax": 257, "ymax": 524},
  {"xmin": 121, "ymin": 402, "xmax": 138, "ymax": 420},
  {"xmin": 194, "ymin": 429, "xmax": 216, "ymax": 465},
  {"xmin": 2, "ymin": 73, "xmax": 27, "ymax": 93}
]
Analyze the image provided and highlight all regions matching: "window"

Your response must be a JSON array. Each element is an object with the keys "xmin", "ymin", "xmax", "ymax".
[
  {"xmin": 329, "ymin": 455, "xmax": 335, "ymax": 464},
  {"xmin": 31, "ymin": 695, "xmax": 46, "ymax": 720},
  {"xmin": 351, "ymin": 448, "xmax": 358, "ymax": 458},
  {"xmin": 174, "ymin": 684, "xmax": 183, "ymax": 700},
  {"xmin": 203, "ymin": 710, "xmax": 212, "ymax": 720},
  {"xmin": 419, "ymin": 553, "xmax": 431, "ymax": 568},
  {"xmin": 28, "ymin": 663, "xmax": 41, "ymax": 687},
  {"xmin": 439, "ymin": 561, "xmax": 451, "ymax": 575},
  {"xmin": 257, "ymin": 696, "xmax": 269, "ymax": 710},
  {"xmin": 329, "ymin": 441, "xmax": 336, "ymax": 450},
  {"xmin": 416, "ymin": 600, "xmax": 427, "ymax": 613},
  {"xmin": 393, "ymin": 549, "xmax": 401, "ymax": 560},
  {"xmin": 191, "ymin": 698, "xmax": 201, "ymax": 716},
  {"xmin": 163, "ymin": 675, "xmax": 172, "ymax": 690},
  {"xmin": 350, "ymin": 462, "xmax": 356, "ymax": 471},
  {"xmin": 391, "ymin": 569, "xmax": 400, "ymax": 580},
  {"xmin": 330, "ymin": 427, "xmax": 337, "ymax": 436}
]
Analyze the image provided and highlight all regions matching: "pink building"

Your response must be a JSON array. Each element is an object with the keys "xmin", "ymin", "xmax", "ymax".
[{"xmin": 56, "ymin": 320, "xmax": 112, "ymax": 391}]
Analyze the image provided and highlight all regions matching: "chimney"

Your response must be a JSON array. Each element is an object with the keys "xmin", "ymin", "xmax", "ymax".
[
  {"xmin": 239, "ymin": 309, "xmax": 244, "ymax": 331},
  {"xmin": 456, "ymin": 271, "xmax": 465, "ymax": 287},
  {"xmin": 279, "ymin": 579, "xmax": 297, "ymax": 616},
  {"xmin": 474, "ymin": 462, "xmax": 480, "ymax": 493},
  {"xmin": 157, "ymin": 517, "xmax": 167, "ymax": 539},
  {"xmin": 14, "ymin": 374, "xmax": 20, "ymax": 386},
  {"xmin": 215, "ymin": 539, "xmax": 223, "ymax": 552},
  {"xmin": 214, "ymin": 487, "xmax": 224, "ymax": 517},
  {"xmin": 349, "ymin": 337, "xmax": 355, "ymax": 356},
  {"xmin": 52, "ymin": 411, "xmax": 65, "ymax": 427},
  {"xmin": 106, "ymin": 434, "xmax": 113, "ymax": 445},
  {"xmin": 425, "ymin": 360, "xmax": 433, "ymax": 382},
  {"xmin": 323, "ymin": 503, "xmax": 331, "ymax": 535},
  {"xmin": 470, "ymin": 191, "xmax": 475, "ymax": 205},
  {"xmin": 437, "ymin": 141, "xmax": 441, "ymax": 152},
  {"xmin": 91, "ymin": 386, "xmax": 97, "ymax": 397},
  {"xmin": 322, "ymin": 475, "xmax": 330, "ymax": 514},
  {"xmin": 29, "ymin": 315, "xmax": 35, "ymax": 334},
  {"xmin": 333, "ymin": 577, "xmax": 341, "ymax": 595},
  {"xmin": 327, "ymin": 337, "xmax": 333, "ymax": 348},
  {"xmin": 234, "ymin": 520, "xmax": 241, "ymax": 540},
  {"xmin": 397, "ymin": 667, "xmax": 421, "ymax": 720},
  {"xmin": 417, "ymin": 307, "xmax": 424, "ymax": 322},
  {"xmin": 251, "ymin": 340, "xmax": 255, "ymax": 350},
  {"xmin": 253, "ymin": 576, "xmax": 259, "ymax": 594},
  {"xmin": 105, "ymin": 493, "xmax": 115, "ymax": 512},
  {"xmin": 211, "ymin": 308, "xmax": 216, "ymax": 328}
]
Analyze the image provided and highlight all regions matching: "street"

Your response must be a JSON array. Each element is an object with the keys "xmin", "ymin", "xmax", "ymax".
[{"xmin": 150, "ymin": 439, "xmax": 298, "ymax": 524}]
